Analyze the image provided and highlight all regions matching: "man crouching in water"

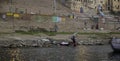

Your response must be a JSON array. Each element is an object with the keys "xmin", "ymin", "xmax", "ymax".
[{"xmin": 71, "ymin": 32, "xmax": 78, "ymax": 47}]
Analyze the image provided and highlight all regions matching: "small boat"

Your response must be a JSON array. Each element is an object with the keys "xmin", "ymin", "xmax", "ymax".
[{"xmin": 110, "ymin": 37, "xmax": 120, "ymax": 52}]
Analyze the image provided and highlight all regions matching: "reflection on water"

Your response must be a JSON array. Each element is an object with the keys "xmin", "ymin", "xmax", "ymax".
[
  {"xmin": 108, "ymin": 52, "xmax": 120, "ymax": 61},
  {"xmin": 0, "ymin": 45, "xmax": 119, "ymax": 61},
  {"xmin": 0, "ymin": 48, "xmax": 23, "ymax": 61}
]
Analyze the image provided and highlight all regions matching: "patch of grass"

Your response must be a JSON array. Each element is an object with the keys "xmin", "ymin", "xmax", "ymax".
[
  {"xmin": 78, "ymin": 32, "xmax": 108, "ymax": 35},
  {"xmin": 15, "ymin": 30, "xmax": 56, "ymax": 36},
  {"xmin": 43, "ymin": 32, "xmax": 57, "ymax": 36},
  {"xmin": 15, "ymin": 30, "xmax": 39, "ymax": 35},
  {"xmin": 29, "ymin": 27, "xmax": 49, "ymax": 32},
  {"xmin": 109, "ymin": 32, "xmax": 120, "ymax": 34},
  {"xmin": 57, "ymin": 32, "xmax": 74, "ymax": 34},
  {"xmin": 15, "ymin": 30, "xmax": 120, "ymax": 36}
]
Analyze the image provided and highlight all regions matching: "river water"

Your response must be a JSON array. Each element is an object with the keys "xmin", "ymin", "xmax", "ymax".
[{"xmin": 0, "ymin": 45, "xmax": 120, "ymax": 61}]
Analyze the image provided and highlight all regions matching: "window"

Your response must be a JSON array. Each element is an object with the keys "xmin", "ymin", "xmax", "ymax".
[
  {"xmin": 100, "ymin": 1, "xmax": 103, "ymax": 3},
  {"xmin": 117, "ymin": 5, "xmax": 119, "ymax": 9}
]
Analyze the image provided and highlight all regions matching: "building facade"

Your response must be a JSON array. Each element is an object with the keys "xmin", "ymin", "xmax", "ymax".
[
  {"xmin": 71, "ymin": 0, "xmax": 82, "ymax": 12},
  {"xmin": 112, "ymin": 0, "xmax": 120, "ymax": 12},
  {"xmin": 65, "ymin": 0, "xmax": 108, "ymax": 12}
]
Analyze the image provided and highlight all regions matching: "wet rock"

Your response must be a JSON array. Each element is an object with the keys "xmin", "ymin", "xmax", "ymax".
[
  {"xmin": 0, "ymin": 37, "xmax": 108, "ymax": 48},
  {"xmin": 31, "ymin": 43, "xmax": 39, "ymax": 47},
  {"xmin": 8, "ymin": 43, "xmax": 23, "ymax": 48},
  {"xmin": 41, "ymin": 38, "xmax": 50, "ymax": 42},
  {"xmin": 60, "ymin": 42, "xmax": 70, "ymax": 46},
  {"xmin": 52, "ymin": 41, "xmax": 57, "ymax": 45}
]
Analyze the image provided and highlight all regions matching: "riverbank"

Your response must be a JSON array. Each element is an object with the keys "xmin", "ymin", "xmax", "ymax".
[{"xmin": 0, "ymin": 32, "xmax": 119, "ymax": 48}]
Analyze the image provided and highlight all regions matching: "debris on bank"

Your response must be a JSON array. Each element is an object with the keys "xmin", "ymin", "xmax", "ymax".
[{"xmin": 0, "ymin": 37, "xmax": 109, "ymax": 48}]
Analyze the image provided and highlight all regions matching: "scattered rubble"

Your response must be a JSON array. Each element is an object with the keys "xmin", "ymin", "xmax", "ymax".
[{"xmin": 0, "ymin": 38, "xmax": 109, "ymax": 48}]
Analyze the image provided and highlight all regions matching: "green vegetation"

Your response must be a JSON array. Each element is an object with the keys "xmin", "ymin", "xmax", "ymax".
[
  {"xmin": 109, "ymin": 32, "xmax": 120, "ymax": 34},
  {"xmin": 15, "ymin": 30, "xmax": 38, "ymax": 35},
  {"xmin": 15, "ymin": 29, "xmax": 120, "ymax": 36}
]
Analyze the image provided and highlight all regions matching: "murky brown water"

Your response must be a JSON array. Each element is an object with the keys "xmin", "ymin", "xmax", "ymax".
[{"xmin": 0, "ymin": 45, "xmax": 119, "ymax": 61}]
